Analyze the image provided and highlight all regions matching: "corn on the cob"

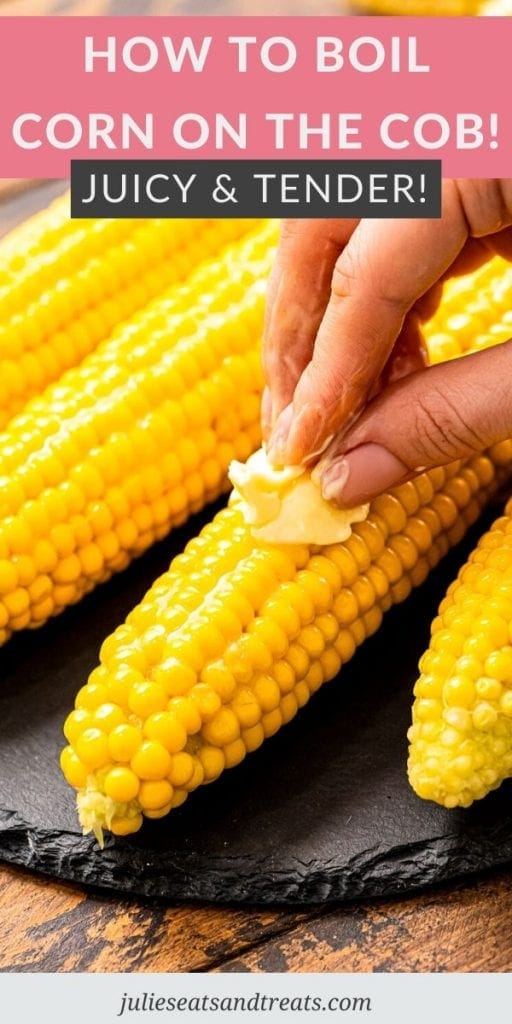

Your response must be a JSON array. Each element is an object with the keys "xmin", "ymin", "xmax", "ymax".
[
  {"xmin": 0, "ymin": 193, "xmax": 255, "ymax": 426},
  {"xmin": 62, "ymin": 442, "xmax": 512, "ymax": 841},
  {"xmin": 0, "ymin": 220, "xmax": 277, "ymax": 644},
  {"xmin": 408, "ymin": 491, "xmax": 512, "ymax": 808}
]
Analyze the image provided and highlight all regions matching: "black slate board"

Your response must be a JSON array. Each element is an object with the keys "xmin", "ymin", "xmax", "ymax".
[{"xmin": 1, "ymin": 498, "xmax": 511, "ymax": 905}]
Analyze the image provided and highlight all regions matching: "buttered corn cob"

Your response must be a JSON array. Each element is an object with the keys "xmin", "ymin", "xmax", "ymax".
[
  {"xmin": 0, "ymin": 193, "xmax": 254, "ymax": 426},
  {"xmin": 408, "ymin": 492, "xmax": 512, "ymax": 808},
  {"xmin": 62, "ymin": 444, "xmax": 512, "ymax": 840},
  {"xmin": 0, "ymin": 220, "xmax": 278, "ymax": 644}
]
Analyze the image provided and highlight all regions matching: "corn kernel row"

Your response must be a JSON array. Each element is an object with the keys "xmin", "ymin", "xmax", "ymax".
[
  {"xmin": 425, "ymin": 257, "xmax": 512, "ymax": 365},
  {"xmin": 0, "ymin": 195, "xmax": 148, "ymax": 345},
  {"xmin": 0, "ymin": 200, "xmax": 256, "ymax": 426},
  {"xmin": 0, "ymin": 221, "xmax": 278, "ymax": 643},
  {"xmin": 1, "ymin": 195, "xmax": 131, "ymax": 300},
  {"xmin": 408, "ymin": 490, "xmax": 512, "ymax": 808},
  {"xmin": 62, "ymin": 441, "xmax": 512, "ymax": 840}
]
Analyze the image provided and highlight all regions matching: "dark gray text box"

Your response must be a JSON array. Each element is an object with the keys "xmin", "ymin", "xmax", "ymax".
[{"xmin": 71, "ymin": 160, "xmax": 441, "ymax": 219}]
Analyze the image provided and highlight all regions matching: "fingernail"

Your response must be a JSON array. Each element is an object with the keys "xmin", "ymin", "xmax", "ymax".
[
  {"xmin": 267, "ymin": 404, "xmax": 293, "ymax": 464},
  {"xmin": 283, "ymin": 403, "xmax": 328, "ymax": 464},
  {"xmin": 269, "ymin": 402, "xmax": 331, "ymax": 465},
  {"xmin": 311, "ymin": 448, "xmax": 335, "ymax": 484},
  {"xmin": 321, "ymin": 458, "xmax": 350, "ymax": 501},
  {"xmin": 321, "ymin": 443, "xmax": 409, "ymax": 506}
]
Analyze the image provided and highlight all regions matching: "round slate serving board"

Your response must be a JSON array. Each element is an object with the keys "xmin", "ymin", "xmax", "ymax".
[{"xmin": 1, "ymin": 499, "xmax": 511, "ymax": 905}]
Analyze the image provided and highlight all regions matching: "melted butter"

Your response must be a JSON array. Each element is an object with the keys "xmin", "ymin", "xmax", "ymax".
[{"xmin": 229, "ymin": 448, "xmax": 368, "ymax": 545}]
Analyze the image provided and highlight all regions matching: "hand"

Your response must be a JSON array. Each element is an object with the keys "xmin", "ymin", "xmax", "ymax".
[{"xmin": 263, "ymin": 180, "xmax": 512, "ymax": 506}]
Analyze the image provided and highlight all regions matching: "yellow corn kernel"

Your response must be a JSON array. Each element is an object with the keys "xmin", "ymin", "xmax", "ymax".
[
  {"xmin": 107, "ymin": 724, "xmax": 142, "ymax": 762},
  {"xmin": 199, "ymin": 746, "xmax": 225, "ymax": 781},
  {"xmin": 168, "ymin": 752, "xmax": 195, "ymax": 787},
  {"xmin": 74, "ymin": 728, "xmax": 110, "ymax": 768},
  {"xmin": 63, "ymin": 708, "xmax": 93, "ymax": 745},
  {"xmin": 110, "ymin": 815, "xmax": 144, "ymax": 837},
  {"xmin": 131, "ymin": 740, "xmax": 172, "ymax": 781},
  {"xmin": 60, "ymin": 746, "xmax": 89, "ymax": 789},
  {"xmin": 128, "ymin": 681, "xmax": 168, "ymax": 718},
  {"xmin": 104, "ymin": 766, "xmax": 140, "ymax": 803},
  {"xmin": 143, "ymin": 712, "xmax": 187, "ymax": 753},
  {"xmin": 138, "ymin": 780, "xmax": 174, "ymax": 811}
]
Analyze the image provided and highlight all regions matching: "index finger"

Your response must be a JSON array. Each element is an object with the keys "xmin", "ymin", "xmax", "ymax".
[
  {"xmin": 268, "ymin": 180, "xmax": 472, "ymax": 465},
  {"xmin": 263, "ymin": 217, "xmax": 358, "ymax": 431}
]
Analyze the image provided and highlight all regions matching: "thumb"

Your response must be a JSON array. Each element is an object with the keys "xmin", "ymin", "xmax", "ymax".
[{"xmin": 318, "ymin": 339, "xmax": 512, "ymax": 507}]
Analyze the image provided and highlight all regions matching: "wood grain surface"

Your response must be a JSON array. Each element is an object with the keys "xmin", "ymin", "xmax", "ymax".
[
  {"xmin": 0, "ymin": 182, "xmax": 67, "ymax": 237},
  {"xmin": 2, "ymin": 863, "xmax": 512, "ymax": 972}
]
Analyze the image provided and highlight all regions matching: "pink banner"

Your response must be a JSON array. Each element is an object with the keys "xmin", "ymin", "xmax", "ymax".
[{"xmin": 0, "ymin": 16, "xmax": 510, "ymax": 179}]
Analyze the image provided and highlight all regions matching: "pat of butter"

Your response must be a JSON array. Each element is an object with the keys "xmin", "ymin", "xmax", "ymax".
[{"xmin": 228, "ymin": 448, "xmax": 368, "ymax": 545}]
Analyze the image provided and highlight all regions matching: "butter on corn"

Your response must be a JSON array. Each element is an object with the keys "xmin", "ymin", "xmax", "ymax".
[
  {"xmin": 229, "ymin": 448, "xmax": 368, "ymax": 545},
  {"xmin": 408, "ymin": 488, "xmax": 512, "ymax": 809},
  {"xmin": 0, "ymin": 193, "xmax": 256, "ymax": 427}
]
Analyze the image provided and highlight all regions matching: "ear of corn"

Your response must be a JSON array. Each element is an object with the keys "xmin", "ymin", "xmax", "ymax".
[
  {"xmin": 0, "ymin": 193, "xmax": 256, "ymax": 427},
  {"xmin": 0, "ymin": 220, "xmax": 277, "ymax": 644},
  {"xmin": 62, "ymin": 443, "xmax": 512, "ymax": 841},
  {"xmin": 408, "ymin": 492, "xmax": 512, "ymax": 808}
]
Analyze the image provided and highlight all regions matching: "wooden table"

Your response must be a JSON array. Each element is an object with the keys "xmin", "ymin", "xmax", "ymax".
[
  {"xmin": 1, "ymin": 5, "xmax": 512, "ymax": 975},
  {"xmin": 1, "ymin": 862, "xmax": 512, "ymax": 971}
]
